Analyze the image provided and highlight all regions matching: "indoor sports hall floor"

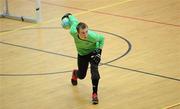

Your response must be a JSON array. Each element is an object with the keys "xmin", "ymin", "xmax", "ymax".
[{"xmin": 0, "ymin": 0, "xmax": 180, "ymax": 109}]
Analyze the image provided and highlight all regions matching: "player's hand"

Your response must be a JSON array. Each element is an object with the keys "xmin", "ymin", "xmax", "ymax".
[
  {"xmin": 91, "ymin": 49, "xmax": 102, "ymax": 64},
  {"xmin": 61, "ymin": 13, "xmax": 72, "ymax": 20}
]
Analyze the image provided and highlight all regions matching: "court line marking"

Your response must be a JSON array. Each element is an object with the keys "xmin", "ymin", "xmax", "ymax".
[
  {"xmin": 104, "ymin": 64, "xmax": 180, "ymax": 82},
  {"xmin": 0, "ymin": 28, "xmax": 131, "ymax": 76},
  {"xmin": 0, "ymin": 0, "xmax": 133, "ymax": 36},
  {"xmin": 163, "ymin": 102, "xmax": 180, "ymax": 109},
  {"xmin": 41, "ymin": 1, "xmax": 180, "ymax": 28},
  {"xmin": 0, "ymin": 27, "xmax": 180, "ymax": 83}
]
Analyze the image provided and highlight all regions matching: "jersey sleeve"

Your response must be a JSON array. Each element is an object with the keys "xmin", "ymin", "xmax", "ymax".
[
  {"xmin": 69, "ymin": 15, "xmax": 79, "ymax": 36},
  {"xmin": 96, "ymin": 34, "xmax": 104, "ymax": 49},
  {"xmin": 88, "ymin": 30, "xmax": 105, "ymax": 49}
]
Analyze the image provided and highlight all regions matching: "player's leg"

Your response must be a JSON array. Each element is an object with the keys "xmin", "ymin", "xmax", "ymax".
[
  {"xmin": 90, "ymin": 60, "xmax": 100, "ymax": 104},
  {"xmin": 71, "ymin": 54, "xmax": 89, "ymax": 85}
]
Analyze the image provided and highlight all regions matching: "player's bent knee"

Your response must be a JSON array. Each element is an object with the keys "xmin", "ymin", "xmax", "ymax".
[
  {"xmin": 77, "ymin": 73, "xmax": 86, "ymax": 79},
  {"xmin": 78, "ymin": 76, "xmax": 86, "ymax": 80}
]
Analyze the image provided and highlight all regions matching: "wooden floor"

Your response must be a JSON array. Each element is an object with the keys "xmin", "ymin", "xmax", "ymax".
[{"xmin": 0, "ymin": 0, "xmax": 180, "ymax": 109}]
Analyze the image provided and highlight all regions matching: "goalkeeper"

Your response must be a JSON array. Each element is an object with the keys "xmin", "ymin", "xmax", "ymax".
[{"xmin": 61, "ymin": 13, "xmax": 105, "ymax": 104}]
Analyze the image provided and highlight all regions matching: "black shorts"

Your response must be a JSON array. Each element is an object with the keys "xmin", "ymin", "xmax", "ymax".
[{"xmin": 77, "ymin": 52, "xmax": 100, "ymax": 80}]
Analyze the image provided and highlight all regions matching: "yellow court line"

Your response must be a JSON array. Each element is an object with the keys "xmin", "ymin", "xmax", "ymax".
[
  {"xmin": 0, "ymin": 0, "xmax": 133, "ymax": 36},
  {"xmin": 75, "ymin": 0, "xmax": 133, "ymax": 16},
  {"xmin": 163, "ymin": 102, "xmax": 180, "ymax": 109}
]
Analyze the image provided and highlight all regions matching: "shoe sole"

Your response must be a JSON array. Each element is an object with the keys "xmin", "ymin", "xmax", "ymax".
[
  {"xmin": 92, "ymin": 100, "xmax": 98, "ymax": 104},
  {"xmin": 71, "ymin": 79, "xmax": 77, "ymax": 86}
]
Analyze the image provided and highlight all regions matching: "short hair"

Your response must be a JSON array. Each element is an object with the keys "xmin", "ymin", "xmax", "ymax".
[{"xmin": 76, "ymin": 22, "xmax": 88, "ymax": 33}]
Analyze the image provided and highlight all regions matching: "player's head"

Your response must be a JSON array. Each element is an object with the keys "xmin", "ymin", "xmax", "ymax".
[{"xmin": 76, "ymin": 22, "xmax": 88, "ymax": 39}]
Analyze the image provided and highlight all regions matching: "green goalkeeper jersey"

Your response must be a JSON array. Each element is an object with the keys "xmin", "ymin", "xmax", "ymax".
[{"xmin": 68, "ymin": 15, "xmax": 104, "ymax": 56}]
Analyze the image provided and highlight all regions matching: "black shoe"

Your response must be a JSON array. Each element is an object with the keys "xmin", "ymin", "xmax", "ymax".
[{"xmin": 92, "ymin": 93, "xmax": 99, "ymax": 104}]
